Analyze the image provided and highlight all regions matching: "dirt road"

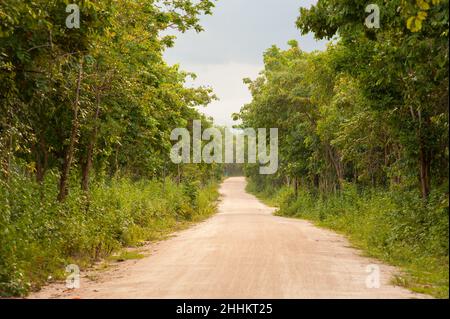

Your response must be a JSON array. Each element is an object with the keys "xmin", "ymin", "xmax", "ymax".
[{"xmin": 31, "ymin": 177, "xmax": 424, "ymax": 299}]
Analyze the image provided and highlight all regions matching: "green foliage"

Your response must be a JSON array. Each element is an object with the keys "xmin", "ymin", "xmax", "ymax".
[
  {"xmin": 248, "ymin": 180, "xmax": 449, "ymax": 298},
  {"xmin": 239, "ymin": 0, "xmax": 448, "ymax": 298},
  {"xmin": 0, "ymin": 0, "xmax": 223, "ymax": 297},
  {"xmin": 0, "ymin": 0, "xmax": 217, "ymax": 198},
  {"xmin": 0, "ymin": 171, "xmax": 219, "ymax": 297}
]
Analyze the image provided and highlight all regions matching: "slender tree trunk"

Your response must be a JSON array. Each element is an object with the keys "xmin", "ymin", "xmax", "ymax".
[
  {"xmin": 419, "ymin": 144, "xmax": 431, "ymax": 199},
  {"xmin": 58, "ymin": 59, "xmax": 83, "ymax": 201},
  {"xmin": 313, "ymin": 174, "xmax": 320, "ymax": 189},
  {"xmin": 162, "ymin": 163, "xmax": 166, "ymax": 192},
  {"xmin": 326, "ymin": 144, "xmax": 344, "ymax": 189},
  {"xmin": 2, "ymin": 109, "xmax": 13, "ymax": 182},
  {"xmin": 177, "ymin": 164, "xmax": 181, "ymax": 184},
  {"xmin": 294, "ymin": 176, "xmax": 298, "ymax": 198},
  {"xmin": 34, "ymin": 136, "xmax": 48, "ymax": 183},
  {"xmin": 81, "ymin": 86, "xmax": 101, "ymax": 192},
  {"xmin": 417, "ymin": 110, "xmax": 431, "ymax": 199},
  {"xmin": 2, "ymin": 131, "xmax": 13, "ymax": 182},
  {"xmin": 115, "ymin": 148, "xmax": 119, "ymax": 174},
  {"xmin": 35, "ymin": 145, "xmax": 43, "ymax": 183}
]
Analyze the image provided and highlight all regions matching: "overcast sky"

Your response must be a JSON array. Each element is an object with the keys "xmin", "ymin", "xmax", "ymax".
[{"xmin": 164, "ymin": 0, "xmax": 327, "ymax": 127}]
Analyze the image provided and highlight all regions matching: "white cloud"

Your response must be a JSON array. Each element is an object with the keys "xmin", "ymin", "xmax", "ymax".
[
  {"xmin": 183, "ymin": 62, "xmax": 261, "ymax": 127},
  {"xmin": 164, "ymin": 0, "xmax": 327, "ymax": 128}
]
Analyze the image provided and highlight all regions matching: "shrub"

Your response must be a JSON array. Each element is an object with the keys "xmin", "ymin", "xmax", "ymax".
[
  {"xmin": 248, "ymin": 178, "xmax": 449, "ymax": 298},
  {"xmin": 0, "ymin": 172, "xmax": 219, "ymax": 297}
]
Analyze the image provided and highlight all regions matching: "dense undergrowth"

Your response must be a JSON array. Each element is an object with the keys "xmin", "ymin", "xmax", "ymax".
[
  {"xmin": 247, "ymin": 179, "xmax": 449, "ymax": 298},
  {"xmin": 0, "ymin": 172, "xmax": 220, "ymax": 297}
]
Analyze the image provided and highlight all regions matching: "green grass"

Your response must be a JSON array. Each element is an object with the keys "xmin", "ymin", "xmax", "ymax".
[
  {"xmin": 107, "ymin": 251, "xmax": 146, "ymax": 262},
  {"xmin": 0, "ymin": 173, "xmax": 220, "ymax": 297},
  {"xmin": 247, "ymin": 179, "xmax": 449, "ymax": 298}
]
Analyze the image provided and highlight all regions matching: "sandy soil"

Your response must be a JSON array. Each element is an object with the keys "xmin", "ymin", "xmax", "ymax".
[{"xmin": 30, "ymin": 177, "xmax": 427, "ymax": 299}]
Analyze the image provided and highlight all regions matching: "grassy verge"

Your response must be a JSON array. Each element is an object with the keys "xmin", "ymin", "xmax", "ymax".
[
  {"xmin": 246, "ymin": 179, "xmax": 449, "ymax": 298},
  {"xmin": 0, "ymin": 174, "xmax": 220, "ymax": 297}
]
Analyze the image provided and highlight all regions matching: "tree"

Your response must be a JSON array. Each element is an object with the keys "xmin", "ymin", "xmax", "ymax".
[
  {"xmin": 297, "ymin": 0, "xmax": 449, "ymax": 198},
  {"xmin": 0, "ymin": 0, "xmax": 217, "ymax": 201}
]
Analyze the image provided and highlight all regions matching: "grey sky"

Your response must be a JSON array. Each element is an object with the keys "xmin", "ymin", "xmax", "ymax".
[{"xmin": 164, "ymin": 0, "xmax": 327, "ymax": 127}]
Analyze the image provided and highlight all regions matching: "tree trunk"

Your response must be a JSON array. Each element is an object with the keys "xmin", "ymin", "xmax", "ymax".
[
  {"xmin": 326, "ymin": 144, "xmax": 344, "ymax": 189},
  {"xmin": 2, "ymin": 132, "xmax": 12, "ymax": 182},
  {"xmin": 177, "ymin": 164, "xmax": 182, "ymax": 184},
  {"xmin": 294, "ymin": 176, "xmax": 298, "ymax": 198},
  {"xmin": 34, "ymin": 136, "xmax": 48, "ymax": 183},
  {"xmin": 81, "ymin": 86, "xmax": 101, "ymax": 192},
  {"xmin": 58, "ymin": 59, "xmax": 83, "ymax": 202},
  {"xmin": 1, "ymin": 109, "xmax": 13, "ymax": 182},
  {"xmin": 313, "ymin": 174, "xmax": 320, "ymax": 189},
  {"xmin": 419, "ymin": 144, "xmax": 431, "ymax": 199},
  {"xmin": 417, "ymin": 110, "xmax": 431, "ymax": 200}
]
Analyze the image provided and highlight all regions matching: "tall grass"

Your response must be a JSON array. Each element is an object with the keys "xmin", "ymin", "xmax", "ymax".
[
  {"xmin": 247, "ymin": 179, "xmax": 449, "ymax": 298},
  {"xmin": 0, "ymin": 172, "xmax": 219, "ymax": 297}
]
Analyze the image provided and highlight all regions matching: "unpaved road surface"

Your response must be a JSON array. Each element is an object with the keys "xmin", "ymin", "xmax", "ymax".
[{"xmin": 31, "ymin": 177, "xmax": 425, "ymax": 299}]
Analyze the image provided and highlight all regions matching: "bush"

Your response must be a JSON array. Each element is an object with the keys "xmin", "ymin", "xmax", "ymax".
[
  {"xmin": 0, "ymin": 172, "xmax": 219, "ymax": 297},
  {"xmin": 248, "ymin": 178, "xmax": 449, "ymax": 298}
]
